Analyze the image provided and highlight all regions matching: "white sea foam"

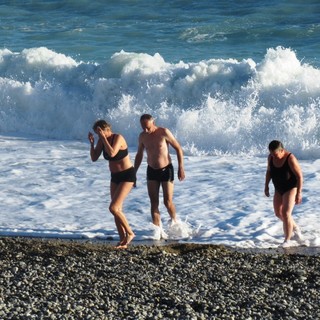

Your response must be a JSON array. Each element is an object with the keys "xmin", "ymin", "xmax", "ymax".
[
  {"xmin": 0, "ymin": 46, "xmax": 320, "ymax": 248},
  {"xmin": 0, "ymin": 135, "xmax": 319, "ymax": 249},
  {"xmin": 0, "ymin": 46, "xmax": 319, "ymax": 158}
]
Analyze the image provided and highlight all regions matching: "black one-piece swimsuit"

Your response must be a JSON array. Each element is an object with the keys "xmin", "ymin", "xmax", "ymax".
[{"xmin": 270, "ymin": 153, "xmax": 297, "ymax": 195}]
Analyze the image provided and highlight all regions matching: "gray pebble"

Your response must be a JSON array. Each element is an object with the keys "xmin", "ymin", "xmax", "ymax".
[{"xmin": 0, "ymin": 238, "xmax": 319, "ymax": 319}]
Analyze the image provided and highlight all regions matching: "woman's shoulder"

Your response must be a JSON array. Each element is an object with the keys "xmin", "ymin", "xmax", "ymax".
[
  {"xmin": 287, "ymin": 152, "xmax": 298, "ymax": 162},
  {"xmin": 113, "ymin": 133, "xmax": 123, "ymax": 140},
  {"xmin": 114, "ymin": 133, "xmax": 128, "ymax": 146}
]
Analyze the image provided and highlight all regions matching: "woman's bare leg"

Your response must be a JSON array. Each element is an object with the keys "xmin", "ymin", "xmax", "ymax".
[
  {"xmin": 274, "ymin": 189, "xmax": 298, "ymax": 242},
  {"xmin": 109, "ymin": 182, "xmax": 135, "ymax": 247},
  {"xmin": 281, "ymin": 188, "xmax": 297, "ymax": 241}
]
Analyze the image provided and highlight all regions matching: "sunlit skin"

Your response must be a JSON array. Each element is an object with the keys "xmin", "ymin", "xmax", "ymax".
[
  {"xmin": 264, "ymin": 146, "xmax": 303, "ymax": 243},
  {"xmin": 88, "ymin": 123, "xmax": 135, "ymax": 249},
  {"xmin": 134, "ymin": 116, "xmax": 185, "ymax": 227}
]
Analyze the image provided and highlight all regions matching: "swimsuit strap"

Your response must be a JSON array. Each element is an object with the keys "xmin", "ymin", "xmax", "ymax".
[
  {"xmin": 271, "ymin": 153, "xmax": 292, "ymax": 167},
  {"xmin": 285, "ymin": 153, "xmax": 292, "ymax": 165}
]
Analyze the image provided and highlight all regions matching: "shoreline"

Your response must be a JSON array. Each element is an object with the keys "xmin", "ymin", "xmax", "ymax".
[
  {"xmin": 1, "ymin": 235, "xmax": 320, "ymax": 256},
  {"xmin": 1, "ymin": 237, "xmax": 320, "ymax": 319}
]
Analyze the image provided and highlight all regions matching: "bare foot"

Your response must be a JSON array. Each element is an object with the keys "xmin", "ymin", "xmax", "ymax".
[
  {"xmin": 117, "ymin": 238, "xmax": 127, "ymax": 246},
  {"xmin": 115, "ymin": 233, "xmax": 135, "ymax": 249},
  {"xmin": 126, "ymin": 233, "xmax": 135, "ymax": 246},
  {"xmin": 115, "ymin": 243, "xmax": 128, "ymax": 249}
]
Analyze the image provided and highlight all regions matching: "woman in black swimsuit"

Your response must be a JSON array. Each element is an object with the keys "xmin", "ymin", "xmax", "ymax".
[
  {"xmin": 264, "ymin": 140, "xmax": 303, "ymax": 248},
  {"xmin": 88, "ymin": 120, "xmax": 135, "ymax": 248}
]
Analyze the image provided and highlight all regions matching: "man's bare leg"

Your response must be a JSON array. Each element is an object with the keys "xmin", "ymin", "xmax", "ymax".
[
  {"xmin": 162, "ymin": 181, "xmax": 177, "ymax": 223},
  {"xmin": 147, "ymin": 180, "xmax": 161, "ymax": 226}
]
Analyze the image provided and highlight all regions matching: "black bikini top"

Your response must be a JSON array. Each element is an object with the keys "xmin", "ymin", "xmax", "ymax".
[{"xmin": 102, "ymin": 134, "xmax": 128, "ymax": 162}]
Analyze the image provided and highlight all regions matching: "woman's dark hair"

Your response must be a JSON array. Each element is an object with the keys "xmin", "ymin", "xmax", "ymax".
[
  {"xmin": 92, "ymin": 120, "xmax": 111, "ymax": 131},
  {"xmin": 268, "ymin": 140, "xmax": 284, "ymax": 151}
]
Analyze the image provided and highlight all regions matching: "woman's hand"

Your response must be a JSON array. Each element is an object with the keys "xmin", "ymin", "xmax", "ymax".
[
  {"xmin": 96, "ymin": 126, "xmax": 105, "ymax": 138},
  {"xmin": 264, "ymin": 186, "xmax": 270, "ymax": 197},
  {"xmin": 295, "ymin": 192, "xmax": 302, "ymax": 204},
  {"xmin": 88, "ymin": 132, "xmax": 94, "ymax": 145}
]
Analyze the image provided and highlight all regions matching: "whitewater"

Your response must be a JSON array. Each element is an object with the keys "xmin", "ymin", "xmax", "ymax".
[{"xmin": 0, "ymin": 46, "xmax": 320, "ymax": 249}]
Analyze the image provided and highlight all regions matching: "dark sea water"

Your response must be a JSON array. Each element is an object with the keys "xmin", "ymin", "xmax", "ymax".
[{"xmin": 1, "ymin": 0, "xmax": 319, "ymax": 64}]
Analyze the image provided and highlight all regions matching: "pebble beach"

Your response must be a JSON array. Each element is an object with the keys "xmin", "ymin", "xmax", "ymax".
[{"xmin": 0, "ymin": 237, "xmax": 320, "ymax": 319}]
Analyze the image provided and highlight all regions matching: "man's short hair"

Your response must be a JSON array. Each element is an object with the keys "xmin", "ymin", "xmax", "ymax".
[{"xmin": 140, "ymin": 114, "xmax": 153, "ymax": 121}]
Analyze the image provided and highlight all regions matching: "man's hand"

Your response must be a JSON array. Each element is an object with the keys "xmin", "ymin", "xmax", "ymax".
[{"xmin": 178, "ymin": 167, "xmax": 185, "ymax": 181}]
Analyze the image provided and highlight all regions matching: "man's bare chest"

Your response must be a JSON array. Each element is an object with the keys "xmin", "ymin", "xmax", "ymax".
[{"xmin": 143, "ymin": 136, "xmax": 167, "ymax": 151}]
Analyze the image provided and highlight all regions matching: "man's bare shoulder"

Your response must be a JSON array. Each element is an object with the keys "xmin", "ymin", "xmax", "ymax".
[
  {"xmin": 138, "ymin": 131, "xmax": 145, "ymax": 138},
  {"xmin": 139, "ymin": 131, "xmax": 150, "ymax": 139},
  {"xmin": 157, "ymin": 126, "xmax": 171, "ymax": 136}
]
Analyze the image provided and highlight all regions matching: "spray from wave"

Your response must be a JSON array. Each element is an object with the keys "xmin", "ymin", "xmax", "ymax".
[{"xmin": 0, "ymin": 46, "xmax": 319, "ymax": 158}]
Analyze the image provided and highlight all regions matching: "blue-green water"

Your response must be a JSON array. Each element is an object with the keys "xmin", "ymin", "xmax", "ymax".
[{"xmin": 1, "ymin": 0, "xmax": 319, "ymax": 65}]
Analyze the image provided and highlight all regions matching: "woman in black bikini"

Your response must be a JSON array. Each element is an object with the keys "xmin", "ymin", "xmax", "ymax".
[
  {"xmin": 88, "ymin": 120, "xmax": 135, "ymax": 248},
  {"xmin": 264, "ymin": 140, "xmax": 303, "ymax": 248}
]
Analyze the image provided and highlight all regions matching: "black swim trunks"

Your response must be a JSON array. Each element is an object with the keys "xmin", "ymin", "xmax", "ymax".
[
  {"xmin": 147, "ymin": 163, "xmax": 174, "ymax": 182},
  {"xmin": 111, "ymin": 167, "xmax": 136, "ymax": 184}
]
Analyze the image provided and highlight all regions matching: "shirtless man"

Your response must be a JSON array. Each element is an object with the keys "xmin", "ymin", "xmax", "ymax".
[{"xmin": 134, "ymin": 114, "xmax": 185, "ymax": 231}]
